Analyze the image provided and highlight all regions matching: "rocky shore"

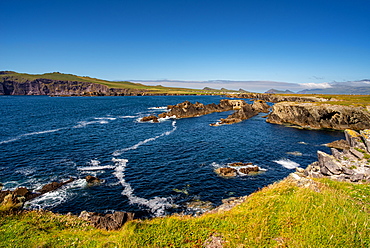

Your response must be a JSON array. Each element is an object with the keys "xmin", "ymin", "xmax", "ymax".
[{"xmin": 266, "ymin": 102, "xmax": 370, "ymax": 130}]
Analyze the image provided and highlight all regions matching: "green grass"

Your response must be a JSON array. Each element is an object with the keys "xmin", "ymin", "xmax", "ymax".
[{"xmin": 1, "ymin": 178, "xmax": 369, "ymax": 247}]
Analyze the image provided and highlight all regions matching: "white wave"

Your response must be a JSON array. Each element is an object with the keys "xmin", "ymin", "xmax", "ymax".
[
  {"xmin": 112, "ymin": 158, "xmax": 173, "ymax": 217},
  {"xmin": 25, "ymin": 179, "xmax": 86, "ymax": 210},
  {"xmin": 148, "ymin": 106, "xmax": 167, "ymax": 110},
  {"xmin": 298, "ymin": 141, "xmax": 308, "ymax": 145},
  {"xmin": 89, "ymin": 159, "xmax": 100, "ymax": 166},
  {"xmin": 113, "ymin": 120, "xmax": 177, "ymax": 156},
  {"xmin": 273, "ymin": 158, "xmax": 300, "ymax": 169},
  {"xmin": 0, "ymin": 128, "xmax": 63, "ymax": 145},
  {"xmin": 73, "ymin": 120, "xmax": 109, "ymax": 128},
  {"xmin": 119, "ymin": 116, "xmax": 137, "ymax": 119},
  {"xmin": 16, "ymin": 168, "xmax": 35, "ymax": 176},
  {"xmin": 78, "ymin": 165, "xmax": 115, "ymax": 171},
  {"xmin": 94, "ymin": 117, "xmax": 117, "ymax": 120}
]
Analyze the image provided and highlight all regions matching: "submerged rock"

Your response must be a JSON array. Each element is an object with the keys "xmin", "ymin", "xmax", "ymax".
[{"xmin": 85, "ymin": 175, "xmax": 102, "ymax": 185}]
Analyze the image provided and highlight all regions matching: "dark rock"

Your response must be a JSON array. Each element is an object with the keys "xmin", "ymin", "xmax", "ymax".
[
  {"xmin": 215, "ymin": 168, "xmax": 237, "ymax": 177},
  {"xmin": 39, "ymin": 178, "xmax": 75, "ymax": 194},
  {"xmin": 79, "ymin": 211, "xmax": 134, "ymax": 230},
  {"xmin": 141, "ymin": 115, "xmax": 159, "ymax": 123},
  {"xmin": 239, "ymin": 167, "xmax": 259, "ymax": 174},
  {"xmin": 85, "ymin": 175, "xmax": 102, "ymax": 185},
  {"xmin": 13, "ymin": 187, "xmax": 29, "ymax": 196}
]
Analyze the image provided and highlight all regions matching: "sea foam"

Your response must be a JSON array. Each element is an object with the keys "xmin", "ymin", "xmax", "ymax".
[
  {"xmin": 273, "ymin": 158, "xmax": 300, "ymax": 169},
  {"xmin": 112, "ymin": 158, "xmax": 173, "ymax": 217}
]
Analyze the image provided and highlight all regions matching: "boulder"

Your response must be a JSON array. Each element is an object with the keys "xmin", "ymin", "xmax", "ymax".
[
  {"xmin": 141, "ymin": 115, "xmax": 159, "ymax": 123},
  {"xmin": 215, "ymin": 168, "xmax": 237, "ymax": 177},
  {"xmin": 79, "ymin": 211, "xmax": 134, "ymax": 230},
  {"xmin": 239, "ymin": 167, "xmax": 259, "ymax": 174},
  {"xmin": 317, "ymin": 151, "xmax": 342, "ymax": 175},
  {"xmin": 85, "ymin": 175, "xmax": 102, "ymax": 185},
  {"xmin": 39, "ymin": 178, "xmax": 75, "ymax": 194}
]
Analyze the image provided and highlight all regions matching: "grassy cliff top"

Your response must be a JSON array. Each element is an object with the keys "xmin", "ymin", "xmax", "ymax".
[
  {"xmin": 0, "ymin": 71, "xmax": 241, "ymax": 95},
  {"xmin": 1, "ymin": 177, "xmax": 369, "ymax": 247}
]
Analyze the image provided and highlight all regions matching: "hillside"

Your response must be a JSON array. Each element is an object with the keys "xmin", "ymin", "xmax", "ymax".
[
  {"xmin": 1, "ymin": 177, "xmax": 369, "ymax": 247},
  {"xmin": 0, "ymin": 71, "xmax": 212, "ymax": 96}
]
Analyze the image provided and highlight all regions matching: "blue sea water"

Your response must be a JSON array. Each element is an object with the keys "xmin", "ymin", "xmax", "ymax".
[{"xmin": 0, "ymin": 95, "xmax": 343, "ymax": 217}]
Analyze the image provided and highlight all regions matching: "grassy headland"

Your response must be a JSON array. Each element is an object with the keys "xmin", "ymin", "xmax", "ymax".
[
  {"xmin": 0, "ymin": 71, "xmax": 241, "ymax": 95},
  {"xmin": 1, "ymin": 178, "xmax": 369, "ymax": 247}
]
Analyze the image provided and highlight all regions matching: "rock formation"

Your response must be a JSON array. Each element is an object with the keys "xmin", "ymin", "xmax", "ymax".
[
  {"xmin": 301, "ymin": 129, "xmax": 370, "ymax": 182},
  {"xmin": 266, "ymin": 102, "xmax": 370, "ymax": 130},
  {"xmin": 214, "ymin": 100, "xmax": 270, "ymax": 125},
  {"xmin": 215, "ymin": 162, "xmax": 263, "ymax": 177},
  {"xmin": 85, "ymin": 175, "xmax": 103, "ymax": 186},
  {"xmin": 0, "ymin": 178, "xmax": 75, "ymax": 210},
  {"xmin": 79, "ymin": 211, "xmax": 134, "ymax": 230}
]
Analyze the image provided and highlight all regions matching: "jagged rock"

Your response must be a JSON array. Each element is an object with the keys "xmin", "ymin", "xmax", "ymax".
[
  {"xmin": 345, "ymin": 129, "xmax": 367, "ymax": 150},
  {"xmin": 326, "ymin": 139, "xmax": 350, "ymax": 150},
  {"xmin": 251, "ymin": 100, "xmax": 270, "ymax": 113},
  {"xmin": 349, "ymin": 174, "xmax": 364, "ymax": 182},
  {"xmin": 141, "ymin": 115, "xmax": 159, "ymax": 123},
  {"xmin": 330, "ymin": 148, "xmax": 342, "ymax": 160},
  {"xmin": 0, "ymin": 183, "xmax": 3, "ymax": 190},
  {"xmin": 79, "ymin": 211, "xmax": 134, "ymax": 230},
  {"xmin": 360, "ymin": 130, "xmax": 370, "ymax": 153},
  {"xmin": 350, "ymin": 147, "xmax": 364, "ymax": 159},
  {"xmin": 239, "ymin": 166, "xmax": 259, "ymax": 174},
  {"xmin": 317, "ymin": 151, "xmax": 342, "ymax": 175},
  {"xmin": 85, "ymin": 175, "xmax": 102, "ymax": 185},
  {"xmin": 267, "ymin": 103, "xmax": 370, "ymax": 130},
  {"xmin": 229, "ymin": 162, "xmax": 253, "ymax": 167},
  {"xmin": 39, "ymin": 178, "xmax": 75, "ymax": 194},
  {"xmin": 215, "ymin": 168, "xmax": 237, "ymax": 177}
]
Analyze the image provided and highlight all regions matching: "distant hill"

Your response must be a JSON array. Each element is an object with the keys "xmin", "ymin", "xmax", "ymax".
[{"xmin": 265, "ymin": 89, "xmax": 295, "ymax": 94}]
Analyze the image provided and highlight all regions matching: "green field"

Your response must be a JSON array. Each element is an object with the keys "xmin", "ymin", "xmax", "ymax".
[{"xmin": 1, "ymin": 178, "xmax": 369, "ymax": 247}]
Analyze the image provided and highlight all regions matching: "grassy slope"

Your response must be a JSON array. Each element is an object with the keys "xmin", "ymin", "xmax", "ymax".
[
  {"xmin": 0, "ymin": 72, "xmax": 237, "ymax": 95},
  {"xmin": 1, "ymin": 178, "xmax": 369, "ymax": 247}
]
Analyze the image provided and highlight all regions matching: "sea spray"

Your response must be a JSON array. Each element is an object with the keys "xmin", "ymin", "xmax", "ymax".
[{"xmin": 273, "ymin": 158, "xmax": 300, "ymax": 169}]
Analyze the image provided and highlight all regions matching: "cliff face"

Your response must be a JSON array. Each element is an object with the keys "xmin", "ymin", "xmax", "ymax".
[
  {"xmin": 267, "ymin": 102, "xmax": 370, "ymax": 130},
  {"xmin": 0, "ymin": 77, "xmax": 146, "ymax": 96}
]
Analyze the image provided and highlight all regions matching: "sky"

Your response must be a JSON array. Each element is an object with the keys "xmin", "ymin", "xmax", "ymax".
[{"xmin": 2, "ymin": 0, "xmax": 370, "ymax": 91}]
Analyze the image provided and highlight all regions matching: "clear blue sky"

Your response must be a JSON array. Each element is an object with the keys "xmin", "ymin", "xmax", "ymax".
[{"xmin": 2, "ymin": 0, "xmax": 369, "ymax": 85}]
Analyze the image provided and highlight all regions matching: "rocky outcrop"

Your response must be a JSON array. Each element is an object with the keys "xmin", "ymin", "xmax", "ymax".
[
  {"xmin": 0, "ymin": 178, "xmax": 75, "ymax": 210},
  {"xmin": 214, "ymin": 162, "xmax": 264, "ymax": 177},
  {"xmin": 266, "ymin": 102, "xmax": 370, "ymax": 130},
  {"xmin": 141, "ymin": 100, "xmax": 234, "ymax": 121},
  {"xmin": 302, "ymin": 129, "xmax": 370, "ymax": 182},
  {"xmin": 215, "ymin": 100, "xmax": 270, "ymax": 125},
  {"xmin": 79, "ymin": 211, "xmax": 134, "ymax": 230}
]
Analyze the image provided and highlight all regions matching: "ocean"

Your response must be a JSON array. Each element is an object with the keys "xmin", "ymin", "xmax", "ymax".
[{"xmin": 0, "ymin": 95, "xmax": 343, "ymax": 217}]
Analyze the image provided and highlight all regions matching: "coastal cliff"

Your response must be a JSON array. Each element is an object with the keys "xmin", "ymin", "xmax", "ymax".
[
  {"xmin": 267, "ymin": 102, "xmax": 370, "ymax": 130},
  {"xmin": 0, "ymin": 75, "xmax": 145, "ymax": 96}
]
